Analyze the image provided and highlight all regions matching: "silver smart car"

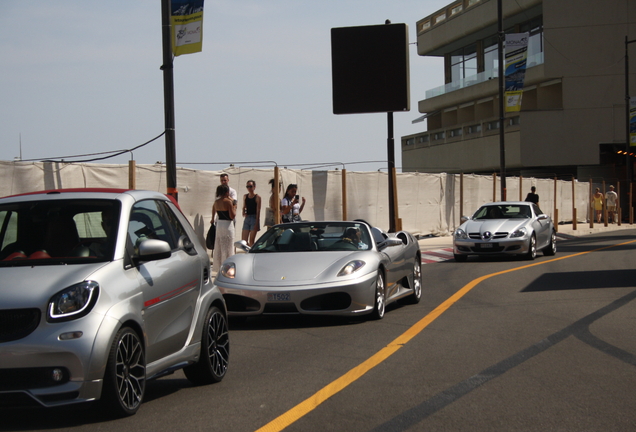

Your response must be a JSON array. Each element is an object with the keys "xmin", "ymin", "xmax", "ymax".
[{"xmin": 0, "ymin": 189, "xmax": 229, "ymax": 416}]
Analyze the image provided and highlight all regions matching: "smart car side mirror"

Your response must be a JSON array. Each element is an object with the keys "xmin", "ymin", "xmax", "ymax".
[
  {"xmin": 135, "ymin": 239, "xmax": 172, "ymax": 263},
  {"xmin": 460, "ymin": 216, "xmax": 470, "ymax": 223},
  {"xmin": 537, "ymin": 214, "xmax": 548, "ymax": 221}
]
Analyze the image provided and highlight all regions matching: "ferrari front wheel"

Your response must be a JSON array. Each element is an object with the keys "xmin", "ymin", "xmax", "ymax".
[
  {"xmin": 405, "ymin": 259, "xmax": 422, "ymax": 304},
  {"xmin": 370, "ymin": 272, "xmax": 386, "ymax": 320}
]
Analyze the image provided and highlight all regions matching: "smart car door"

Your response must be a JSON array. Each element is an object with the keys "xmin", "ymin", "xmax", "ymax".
[{"xmin": 127, "ymin": 199, "xmax": 201, "ymax": 364}]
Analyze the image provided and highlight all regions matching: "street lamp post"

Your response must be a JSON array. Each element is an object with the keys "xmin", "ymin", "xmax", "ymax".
[
  {"xmin": 498, "ymin": 0, "xmax": 506, "ymax": 201},
  {"xmin": 625, "ymin": 36, "xmax": 636, "ymax": 185},
  {"xmin": 625, "ymin": 36, "xmax": 635, "ymax": 223}
]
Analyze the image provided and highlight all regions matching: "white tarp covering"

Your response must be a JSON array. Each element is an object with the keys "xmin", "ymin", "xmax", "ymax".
[{"xmin": 0, "ymin": 161, "xmax": 593, "ymax": 243}]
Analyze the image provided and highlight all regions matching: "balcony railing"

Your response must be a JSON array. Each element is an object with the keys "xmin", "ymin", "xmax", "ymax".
[{"xmin": 425, "ymin": 52, "xmax": 544, "ymax": 99}]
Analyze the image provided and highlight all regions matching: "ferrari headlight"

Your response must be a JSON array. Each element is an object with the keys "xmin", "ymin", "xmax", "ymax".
[
  {"xmin": 454, "ymin": 228, "xmax": 468, "ymax": 240},
  {"xmin": 337, "ymin": 260, "xmax": 365, "ymax": 276},
  {"xmin": 47, "ymin": 281, "xmax": 99, "ymax": 322},
  {"xmin": 220, "ymin": 262, "xmax": 236, "ymax": 279},
  {"xmin": 510, "ymin": 227, "xmax": 527, "ymax": 238}
]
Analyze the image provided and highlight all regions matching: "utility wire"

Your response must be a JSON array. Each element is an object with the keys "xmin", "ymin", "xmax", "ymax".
[{"xmin": 19, "ymin": 132, "xmax": 165, "ymax": 164}]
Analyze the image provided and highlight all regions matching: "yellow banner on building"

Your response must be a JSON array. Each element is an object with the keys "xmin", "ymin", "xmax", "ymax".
[
  {"xmin": 504, "ymin": 33, "xmax": 529, "ymax": 112},
  {"xmin": 172, "ymin": 0, "xmax": 204, "ymax": 56}
]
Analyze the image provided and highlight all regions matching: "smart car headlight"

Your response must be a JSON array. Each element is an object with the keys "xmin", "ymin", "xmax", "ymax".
[
  {"xmin": 47, "ymin": 281, "xmax": 99, "ymax": 322},
  {"xmin": 454, "ymin": 228, "xmax": 468, "ymax": 240},
  {"xmin": 510, "ymin": 227, "xmax": 527, "ymax": 238},
  {"xmin": 221, "ymin": 262, "xmax": 236, "ymax": 279},
  {"xmin": 337, "ymin": 260, "xmax": 366, "ymax": 276}
]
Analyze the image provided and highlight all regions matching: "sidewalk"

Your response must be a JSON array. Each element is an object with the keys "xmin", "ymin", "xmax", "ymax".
[{"xmin": 417, "ymin": 222, "xmax": 636, "ymax": 262}]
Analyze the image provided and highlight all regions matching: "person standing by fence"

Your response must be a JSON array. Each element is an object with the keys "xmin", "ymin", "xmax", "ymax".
[
  {"xmin": 605, "ymin": 185, "xmax": 618, "ymax": 223},
  {"xmin": 241, "ymin": 180, "xmax": 261, "ymax": 246},
  {"xmin": 592, "ymin": 187, "xmax": 604, "ymax": 223},
  {"xmin": 212, "ymin": 184, "xmax": 236, "ymax": 273},
  {"xmin": 525, "ymin": 186, "xmax": 539, "ymax": 205}
]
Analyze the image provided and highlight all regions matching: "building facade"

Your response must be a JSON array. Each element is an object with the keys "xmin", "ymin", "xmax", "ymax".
[{"xmin": 402, "ymin": 0, "xmax": 636, "ymax": 182}]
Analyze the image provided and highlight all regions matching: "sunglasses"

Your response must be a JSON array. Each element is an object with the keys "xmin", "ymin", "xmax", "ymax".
[{"xmin": 246, "ymin": 185, "xmax": 254, "ymax": 188}]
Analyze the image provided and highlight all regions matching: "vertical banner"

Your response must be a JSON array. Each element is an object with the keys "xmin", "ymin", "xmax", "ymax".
[
  {"xmin": 630, "ymin": 97, "xmax": 636, "ymax": 146},
  {"xmin": 171, "ymin": 0, "xmax": 204, "ymax": 56},
  {"xmin": 504, "ymin": 33, "xmax": 529, "ymax": 112}
]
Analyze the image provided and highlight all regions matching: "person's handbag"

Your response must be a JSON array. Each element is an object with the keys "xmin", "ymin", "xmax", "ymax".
[
  {"xmin": 264, "ymin": 207, "xmax": 275, "ymax": 226},
  {"xmin": 206, "ymin": 224, "xmax": 216, "ymax": 250}
]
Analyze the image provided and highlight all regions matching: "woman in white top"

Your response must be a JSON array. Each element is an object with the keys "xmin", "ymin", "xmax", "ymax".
[{"xmin": 280, "ymin": 183, "xmax": 305, "ymax": 223}]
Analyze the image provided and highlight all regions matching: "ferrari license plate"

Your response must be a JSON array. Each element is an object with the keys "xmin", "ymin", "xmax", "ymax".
[
  {"xmin": 480, "ymin": 243, "xmax": 494, "ymax": 248},
  {"xmin": 267, "ymin": 292, "xmax": 291, "ymax": 302}
]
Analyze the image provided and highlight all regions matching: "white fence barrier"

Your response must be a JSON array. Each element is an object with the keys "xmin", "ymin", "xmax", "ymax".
[{"xmin": 0, "ymin": 161, "xmax": 592, "ymax": 243}]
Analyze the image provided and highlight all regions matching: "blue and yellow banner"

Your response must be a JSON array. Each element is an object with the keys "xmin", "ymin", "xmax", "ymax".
[
  {"xmin": 504, "ymin": 33, "xmax": 529, "ymax": 113},
  {"xmin": 171, "ymin": 0, "xmax": 204, "ymax": 56},
  {"xmin": 630, "ymin": 97, "xmax": 636, "ymax": 147}
]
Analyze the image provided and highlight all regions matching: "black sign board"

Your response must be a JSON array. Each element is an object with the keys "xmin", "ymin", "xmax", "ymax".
[{"xmin": 331, "ymin": 23, "xmax": 410, "ymax": 115}]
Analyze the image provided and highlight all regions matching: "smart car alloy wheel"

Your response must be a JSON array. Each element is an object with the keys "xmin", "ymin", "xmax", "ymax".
[
  {"xmin": 184, "ymin": 306, "xmax": 230, "ymax": 385},
  {"xmin": 101, "ymin": 327, "xmax": 146, "ymax": 417}
]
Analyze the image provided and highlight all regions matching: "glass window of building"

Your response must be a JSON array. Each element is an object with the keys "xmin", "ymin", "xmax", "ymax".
[
  {"xmin": 520, "ymin": 17, "xmax": 543, "ymax": 59},
  {"xmin": 483, "ymin": 35, "xmax": 499, "ymax": 75},
  {"xmin": 450, "ymin": 44, "xmax": 477, "ymax": 82}
]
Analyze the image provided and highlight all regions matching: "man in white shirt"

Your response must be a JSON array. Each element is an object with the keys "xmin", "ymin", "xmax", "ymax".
[
  {"xmin": 605, "ymin": 185, "xmax": 618, "ymax": 223},
  {"xmin": 218, "ymin": 173, "xmax": 237, "ymax": 229},
  {"xmin": 219, "ymin": 173, "xmax": 237, "ymax": 203}
]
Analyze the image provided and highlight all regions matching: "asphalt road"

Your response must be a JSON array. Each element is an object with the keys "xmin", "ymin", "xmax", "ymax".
[{"xmin": 3, "ymin": 230, "xmax": 636, "ymax": 432}]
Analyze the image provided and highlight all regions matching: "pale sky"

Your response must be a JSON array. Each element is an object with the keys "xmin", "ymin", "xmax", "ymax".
[{"xmin": 0, "ymin": 0, "xmax": 450, "ymax": 172}]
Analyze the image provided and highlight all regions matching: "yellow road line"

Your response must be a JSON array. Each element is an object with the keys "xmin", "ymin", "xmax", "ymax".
[{"xmin": 256, "ymin": 239, "xmax": 636, "ymax": 432}]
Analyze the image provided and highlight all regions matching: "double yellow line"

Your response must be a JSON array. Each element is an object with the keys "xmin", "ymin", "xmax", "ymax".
[{"xmin": 256, "ymin": 239, "xmax": 636, "ymax": 432}]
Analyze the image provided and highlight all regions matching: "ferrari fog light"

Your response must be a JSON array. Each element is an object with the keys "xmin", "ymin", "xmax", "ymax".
[{"xmin": 51, "ymin": 368, "xmax": 64, "ymax": 382}]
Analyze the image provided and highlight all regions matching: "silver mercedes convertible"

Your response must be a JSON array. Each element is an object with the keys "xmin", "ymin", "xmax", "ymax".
[
  {"xmin": 453, "ymin": 201, "xmax": 557, "ymax": 261},
  {"xmin": 215, "ymin": 221, "xmax": 422, "ymax": 320}
]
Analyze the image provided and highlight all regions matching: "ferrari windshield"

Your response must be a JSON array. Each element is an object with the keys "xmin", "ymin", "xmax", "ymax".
[
  {"xmin": 250, "ymin": 222, "xmax": 372, "ymax": 253},
  {"xmin": 0, "ymin": 199, "xmax": 120, "ymax": 266},
  {"xmin": 473, "ymin": 204, "xmax": 532, "ymax": 220}
]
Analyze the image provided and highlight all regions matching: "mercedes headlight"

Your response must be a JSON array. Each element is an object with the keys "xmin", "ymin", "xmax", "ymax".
[
  {"xmin": 454, "ymin": 228, "xmax": 468, "ymax": 240},
  {"xmin": 510, "ymin": 227, "xmax": 527, "ymax": 238},
  {"xmin": 48, "ymin": 281, "xmax": 99, "ymax": 322}
]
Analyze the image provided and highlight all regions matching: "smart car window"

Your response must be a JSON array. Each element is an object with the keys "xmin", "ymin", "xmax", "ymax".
[
  {"xmin": 0, "ymin": 199, "xmax": 119, "ymax": 265},
  {"xmin": 0, "ymin": 210, "xmax": 17, "ymax": 251},
  {"xmin": 129, "ymin": 200, "xmax": 178, "ymax": 249},
  {"xmin": 74, "ymin": 212, "xmax": 107, "ymax": 238},
  {"xmin": 156, "ymin": 201, "xmax": 187, "ymax": 245}
]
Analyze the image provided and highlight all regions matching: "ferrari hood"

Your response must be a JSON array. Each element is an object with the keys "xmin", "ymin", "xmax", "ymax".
[{"xmin": 251, "ymin": 253, "xmax": 350, "ymax": 282}]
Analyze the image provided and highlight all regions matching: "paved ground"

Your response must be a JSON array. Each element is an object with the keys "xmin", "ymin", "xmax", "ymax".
[{"xmin": 418, "ymin": 222, "xmax": 636, "ymax": 262}]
